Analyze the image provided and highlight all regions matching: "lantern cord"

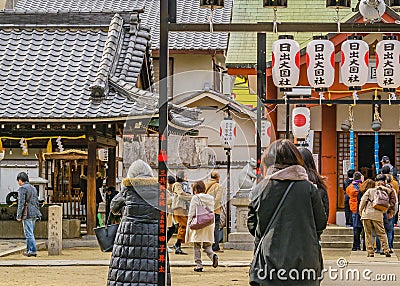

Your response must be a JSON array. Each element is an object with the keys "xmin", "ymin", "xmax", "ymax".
[
  {"xmin": 389, "ymin": 92, "xmax": 396, "ymax": 105},
  {"xmin": 333, "ymin": 7, "xmax": 341, "ymax": 33},
  {"xmin": 374, "ymin": 104, "xmax": 382, "ymax": 122},
  {"xmin": 208, "ymin": 7, "xmax": 214, "ymax": 33},
  {"xmin": 273, "ymin": 8, "xmax": 280, "ymax": 34},
  {"xmin": 349, "ymin": 105, "xmax": 354, "ymax": 129},
  {"xmin": 319, "ymin": 92, "xmax": 325, "ymax": 105},
  {"xmin": 352, "ymin": 90, "xmax": 359, "ymax": 106}
]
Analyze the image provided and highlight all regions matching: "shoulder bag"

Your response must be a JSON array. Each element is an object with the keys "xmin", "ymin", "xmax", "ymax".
[
  {"xmin": 21, "ymin": 189, "xmax": 33, "ymax": 220},
  {"xmin": 93, "ymin": 213, "xmax": 119, "ymax": 252},
  {"xmin": 249, "ymin": 181, "xmax": 295, "ymax": 285},
  {"xmin": 189, "ymin": 195, "xmax": 214, "ymax": 230}
]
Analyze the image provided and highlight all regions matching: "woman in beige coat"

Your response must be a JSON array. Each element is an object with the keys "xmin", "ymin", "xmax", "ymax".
[{"xmin": 186, "ymin": 181, "xmax": 218, "ymax": 272}]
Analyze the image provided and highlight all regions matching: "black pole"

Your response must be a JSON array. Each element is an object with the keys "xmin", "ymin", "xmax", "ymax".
[
  {"xmin": 256, "ymin": 33, "xmax": 266, "ymax": 175},
  {"xmin": 158, "ymin": 0, "xmax": 168, "ymax": 284},
  {"xmin": 226, "ymin": 148, "xmax": 231, "ymax": 236},
  {"xmin": 286, "ymin": 102, "xmax": 290, "ymax": 139}
]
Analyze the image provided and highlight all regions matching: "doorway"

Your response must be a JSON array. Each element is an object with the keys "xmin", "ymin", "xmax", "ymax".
[{"xmin": 357, "ymin": 134, "xmax": 395, "ymax": 180}]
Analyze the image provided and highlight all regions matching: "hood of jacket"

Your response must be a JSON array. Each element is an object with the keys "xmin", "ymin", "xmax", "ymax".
[
  {"xmin": 268, "ymin": 165, "xmax": 309, "ymax": 181},
  {"xmin": 127, "ymin": 159, "xmax": 153, "ymax": 178}
]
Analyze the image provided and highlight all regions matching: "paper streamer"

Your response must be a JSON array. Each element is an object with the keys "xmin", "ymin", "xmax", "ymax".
[
  {"xmin": 350, "ymin": 130, "xmax": 355, "ymax": 170},
  {"xmin": 374, "ymin": 132, "xmax": 380, "ymax": 174}
]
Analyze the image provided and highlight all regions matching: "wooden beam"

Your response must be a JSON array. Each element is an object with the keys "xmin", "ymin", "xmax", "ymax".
[
  {"xmin": 86, "ymin": 141, "xmax": 97, "ymax": 235},
  {"xmin": 169, "ymin": 22, "xmax": 400, "ymax": 33},
  {"xmin": 107, "ymin": 147, "xmax": 117, "ymax": 188},
  {"xmin": 96, "ymin": 136, "xmax": 118, "ymax": 147}
]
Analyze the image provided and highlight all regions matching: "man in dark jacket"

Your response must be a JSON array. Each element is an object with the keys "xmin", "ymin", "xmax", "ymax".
[
  {"xmin": 344, "ymin": 169, "xmax": 355, "ymax": 227},
  {"xmin": 16, "ymin": 172, "xmax": 42, "ymax": 257},
  {"xmin": 105, "ymin": 186, "xmax": 118, "ymax": 224},
  {"xmin": 381, "ymin": 156, "xmax": 398, "ymax": 181}
]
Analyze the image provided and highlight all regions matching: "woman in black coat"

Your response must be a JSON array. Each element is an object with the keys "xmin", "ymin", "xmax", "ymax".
[
  {"xmin": 248, "ymin": 139, "xmax": 327, "ymax": 286},
  {"xmin": 107, "ymin": 159, "xmax": 171, "ymax": 285}
]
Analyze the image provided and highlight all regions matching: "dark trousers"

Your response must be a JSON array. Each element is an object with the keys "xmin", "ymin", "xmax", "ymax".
[
  {"xmin": 344, "ymin": 194, "xmax": 353, "ymax": 226},
  {"xmin": 212, "ymin": 214, "xmax": 221, "ymax": 251},
  {"xmin": 352, "ymin": 213, "xmax": 362, "ymax": 249},
  {"xmin": 167, "ymin": 224, "xmax": 176, "ymax": 243}
]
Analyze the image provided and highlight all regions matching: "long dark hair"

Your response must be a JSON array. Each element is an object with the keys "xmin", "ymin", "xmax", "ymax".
[
  {"xmin": 298, "ymin": 147, "xmax": 327, "ymax": 191},
  {"xmin": 262, "ymin": 139, "xmax": 305, "ymax": 169}
]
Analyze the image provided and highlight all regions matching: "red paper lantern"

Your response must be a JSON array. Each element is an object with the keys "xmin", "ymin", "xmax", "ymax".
[
  {"xmin": 306, "ymin": 36, "xmax": 335, "ymax": 91},
  {"xmin": 292, "ymin": 107, "xmax": 310, "ymax": 139},
  {"xmin": 272, "ymin": 35, "xmax": 300, "ymax": 91},
  {"xmin": 376, "ymin": 35, "xmax": 400, "ymax": 91},
  {"xmin": 340, "ymin": 36, "xmax": 369, "ymax": 90}
]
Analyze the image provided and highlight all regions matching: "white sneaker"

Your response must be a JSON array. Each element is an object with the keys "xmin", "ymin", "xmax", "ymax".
[{"xmin": 167, "ymin": 246, "xmax": 173, "ymax": 253}]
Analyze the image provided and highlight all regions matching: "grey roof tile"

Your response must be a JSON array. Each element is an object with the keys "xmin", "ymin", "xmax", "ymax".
[{"xmin": 15, "ymin": 0, "xmax": 233, "ymax": 50}]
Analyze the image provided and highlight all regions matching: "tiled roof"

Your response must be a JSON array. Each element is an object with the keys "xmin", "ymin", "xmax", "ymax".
[
  {"xmin": 0, "ymin": 11, "xmax": 203, "ymax": 129},
  {"xmin": 226, "ymin": 0, "xmax": 362, "ymax": 67},
  {"xmin": 14, "ymin": 0, "xmax": 233, "ymax": 50}
]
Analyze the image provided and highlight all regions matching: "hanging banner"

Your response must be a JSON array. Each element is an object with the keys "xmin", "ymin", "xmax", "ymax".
[
  {"xmin": 350, "ymin": 130, "xmax": 355, "ymax": 170},
  {"xmin": 340, "ymin": 36, "xmax": 369, "ymax": 90},
  {"xmin": 256, "ymin": 119, "xmax": 271, "ymax": 148},
  {"xmin": 272, "ymin": 35, "xmax": 300, "ymax": 90},
  {"xmin": 306, "ymin": 37, "xmax": 335, "ymax": 90},
  {"xmin": 376, "ymin": 36, "xmax": 400, "ymax": 91},
  {"xmin": 292, "ymin": 106, "xmax": 311, "ymax": 139},
  {"xmin": 220, "ymin": 118, "xmax": 237, "ymax": 149},
  {"xmin": 374, "ymin": 132, "xmax": 380, "ymax": 173}
]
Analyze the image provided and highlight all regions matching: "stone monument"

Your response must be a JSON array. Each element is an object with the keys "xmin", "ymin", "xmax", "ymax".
[
  {"xmin": 48, "ymin": 205, "xmax": 62, "ymax": 255},
  {"xmin": 224, "ymin": 160, "xmax": 257, "ymax": 250}
]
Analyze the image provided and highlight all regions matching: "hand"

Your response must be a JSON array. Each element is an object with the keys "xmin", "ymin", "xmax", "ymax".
[{"xmin": 17, "ymin": 218, "xmax": 21, "ymax": 222}]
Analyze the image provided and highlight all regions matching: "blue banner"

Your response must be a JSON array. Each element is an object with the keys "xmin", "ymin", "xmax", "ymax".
[
  {"xmin": 350, "ymin": 130, "xmax": 355, "ymax": 170},
  {"xmin": 375, "ymin": 132, "xmax": 379, "ymax": 174}
]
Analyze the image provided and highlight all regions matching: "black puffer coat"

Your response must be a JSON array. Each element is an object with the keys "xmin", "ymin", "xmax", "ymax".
[
  {"xmin": 107, "ymin": 160, "xmax": 171, "ymax": 285},
  {"xmin": 248, "ymin": 165, "xmax": 327, "ymax": 286}
]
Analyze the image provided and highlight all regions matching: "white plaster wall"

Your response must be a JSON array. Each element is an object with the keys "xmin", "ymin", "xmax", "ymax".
[
  {"xmin": 171, "ymin": 54, "xmax": 214, "ymax": 96},
  {"xmin": 196, "ymin": 109, "xmax": 256, "ymax": 163}
]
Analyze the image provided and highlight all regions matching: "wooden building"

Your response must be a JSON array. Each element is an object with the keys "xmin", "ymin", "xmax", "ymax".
[{"xmin": 0, "ymin": 10, "xmax": 202, "ymax": 234}]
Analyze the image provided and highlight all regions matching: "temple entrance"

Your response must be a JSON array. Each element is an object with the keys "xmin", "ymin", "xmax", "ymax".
[{"xmin": 357, "ymin": 134, "xmax": 395, "ymax": 180}]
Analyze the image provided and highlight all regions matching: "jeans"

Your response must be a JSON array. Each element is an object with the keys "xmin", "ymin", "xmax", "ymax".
[
  {"xmin": 23, "ymin": 218, "xmax": 37, "ymax": 253},
  {"xmin": 212, "ymin": 214, "xmax": 221, "ymax": 251},
  {"xmin": 352, "ymin": 213, "xmax": 362, "ymax": 249},
  {"xmin": 344, "ymin": 194, "xmax": 353, "ymax": 226},
  {"xmin": 377, "ymin": 218, "xmax": 394, "ymax": 250}
]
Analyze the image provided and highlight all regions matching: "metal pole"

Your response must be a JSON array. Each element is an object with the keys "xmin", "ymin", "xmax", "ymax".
[
  {"xmin": 226, "ymin": 148, "xmax": 231, "ymax": 236},
  {"xmin": 158, "ymin": 0, "xmax": 168, "ymax": 284},
  {"xmin": 286, "ymin": 102, "xmax": 290, "ymax": 139},
  {"xmin": 256, "ymin": 33, "xmax": 266, "ymax": 175}
]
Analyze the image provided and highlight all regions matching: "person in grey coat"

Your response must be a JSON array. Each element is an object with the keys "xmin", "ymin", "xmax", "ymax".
[
  {"xmin": 16, "ymin": 172, "xmax": 42, "ymax": 257},
  {"xmin": 107, "ymin": 159, "xmax": 171, "ymax": 285},
  {"xmin": 248, "ymin": 139, "xmax": 327, "ymax": 285}
]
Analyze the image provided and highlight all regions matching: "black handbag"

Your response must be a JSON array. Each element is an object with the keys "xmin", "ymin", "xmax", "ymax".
[
  {"xmin": 93, "ymin": 214, "xmax": 119, "ymax": 252},
  {"xmin": 249, "ymin": 182, "xmax": 295, "ymax": 285}
]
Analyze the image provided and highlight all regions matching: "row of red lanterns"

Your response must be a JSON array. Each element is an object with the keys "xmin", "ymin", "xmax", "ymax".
[{"xmin": 272, "ymin": 35, "xmax": 400, "ymax": 92}]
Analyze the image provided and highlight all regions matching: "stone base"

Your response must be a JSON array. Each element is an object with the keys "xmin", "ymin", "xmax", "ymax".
[
  {"xmin": 223, "ymin": 232, "xmax": 254, "ymax": 251},
  {"xmin": 0, "ymin": 219, "xmax": 81, "ymax": 239}
]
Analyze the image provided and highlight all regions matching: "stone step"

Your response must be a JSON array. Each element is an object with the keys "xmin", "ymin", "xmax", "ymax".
[
  {"xmin": 321, "ymin": 242, "xmax": 354, "ymax": 248},
  {"xmin": 321, "ymin": 235, "xmax": 353, "ymax": 242}
]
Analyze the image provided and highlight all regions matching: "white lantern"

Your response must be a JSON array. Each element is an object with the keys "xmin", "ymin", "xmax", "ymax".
[
  {"xmin": 306, "ymin": 36, "xmax": 335, "ymax": 91},
  {"xmin": 292, "ymin": 106, "xmax": 310, "ymax": 139},
  {"xmin": 376, "ymin": 36, "xmax": 400, "ymax": 91},
  {"xmin": 272, "ymin": 35, "xmax": 300, "ymax": 90},
  {"xmin": 220, "ymin": 118, "xmax": 236, "ymax": 149},
  {"xmin": 340, "ymin": 36, "xmax": 369, "ymax": 90},
  {"xmin": 98, "ymin": 148, "xmax": 109, "ymax": 161},
  {"xmin": 256, "ymin": 120, "xmax": 272, "ymax": 148}
]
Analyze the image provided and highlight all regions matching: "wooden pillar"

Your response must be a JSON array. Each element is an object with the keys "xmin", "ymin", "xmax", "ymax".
[
  {"xmin": 321, "ymin": 105, "xmax": 337, "ymax": 224},
  {"xmin": 87, "ymin": 140, "xmax": 97, "ymax": 235},
  {"xmin": 107, "ymin": 146, "xmax": 117, "ymax": 188}
]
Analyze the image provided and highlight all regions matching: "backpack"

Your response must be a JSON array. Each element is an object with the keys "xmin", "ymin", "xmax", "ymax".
[{"xmin": 372, "ymin": 187, "xmax": 389, "ymax": 212}]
